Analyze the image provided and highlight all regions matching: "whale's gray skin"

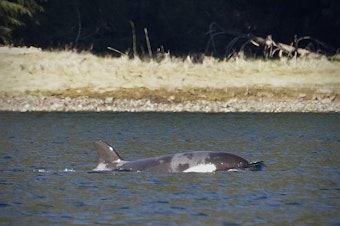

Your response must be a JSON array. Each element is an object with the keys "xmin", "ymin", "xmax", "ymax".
[{"xmin": 93, "ymin": 140, "xmax": 263, "ymax": 173}]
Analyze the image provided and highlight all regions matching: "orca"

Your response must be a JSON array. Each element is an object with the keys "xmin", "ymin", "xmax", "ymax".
[{"xmin": 92, "ymin": 140, "xmax": 264, "ymax": 173}]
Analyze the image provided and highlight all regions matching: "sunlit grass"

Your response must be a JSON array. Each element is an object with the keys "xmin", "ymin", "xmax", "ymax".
[{"xmin": 0, "ymin": 47, "xmax": 339, "ymax": 101}]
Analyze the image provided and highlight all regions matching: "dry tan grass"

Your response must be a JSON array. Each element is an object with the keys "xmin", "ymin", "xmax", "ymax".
[{"xmin": 0, "ymin": 47, "xmax": 339, "ymax": 101}]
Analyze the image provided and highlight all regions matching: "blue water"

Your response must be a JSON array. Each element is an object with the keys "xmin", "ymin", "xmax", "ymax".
[{"xmin": 0, "ymin": 112, "xmax": 339, "ymax": 225}]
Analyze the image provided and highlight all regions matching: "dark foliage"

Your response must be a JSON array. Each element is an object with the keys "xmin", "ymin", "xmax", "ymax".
[
  {"xmin": 4, "ymin": 0, "xmax": 340, "ymax": 57},
  {"xmin": 0, "ymin": 0, "xmax": 44, "ymax": 44}
]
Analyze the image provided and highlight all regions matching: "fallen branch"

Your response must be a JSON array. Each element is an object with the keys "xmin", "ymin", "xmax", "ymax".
[{"xmin": 206, "ymin": 23, "xmax": 335, "ymax": 58}]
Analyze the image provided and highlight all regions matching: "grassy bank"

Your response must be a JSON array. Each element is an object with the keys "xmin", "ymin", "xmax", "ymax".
[{"xmin": 0, "ymin": 47, "xmax": 339, "ymax": 104}]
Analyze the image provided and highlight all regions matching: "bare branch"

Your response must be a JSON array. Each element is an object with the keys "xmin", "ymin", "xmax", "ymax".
[
  {"xmin": 130, "ymin": 21, "xmax": 137, "ymax": 58},
  {"xmin": 144, "ymin": 28, "xmax": 152, "ymax": 58},
  {"xmin": 205, "ymin": 23, "xmax": 333, "ymax": 59}
]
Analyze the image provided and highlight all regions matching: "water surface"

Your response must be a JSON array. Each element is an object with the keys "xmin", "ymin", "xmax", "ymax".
[{"xmin": 1, "ymin": 112, "xmax": 339, "ymax": 225}]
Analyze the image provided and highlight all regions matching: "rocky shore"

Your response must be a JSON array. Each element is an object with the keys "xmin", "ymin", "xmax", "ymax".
[{"xmin": 1, "ymin": 95, "xmax": 338, "ymax": 112}]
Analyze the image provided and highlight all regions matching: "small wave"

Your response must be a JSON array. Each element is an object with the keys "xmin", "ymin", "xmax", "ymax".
[
  {"xmin": 33, "ymin": 168, "xmax": 76, "ymax": 173},
  {"xmin": 227, "ymin": 169, "xmax": 242, "ymax": 172},
  {"xmin": 249, "ymin": 161, "xmax": 266, "ymax": 171},
  {"xmin": 62, "ymin": 168, "xmax": 75, "ymax": 172},
  {"xmin": 33, "ymin": 169, "xmax": 50, "ymax": 173}
]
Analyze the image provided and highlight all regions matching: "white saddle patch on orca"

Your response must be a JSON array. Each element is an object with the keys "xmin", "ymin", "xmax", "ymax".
[{"xmin": 183, "ymin": 163, "xmax": 217, "ymax": 173}]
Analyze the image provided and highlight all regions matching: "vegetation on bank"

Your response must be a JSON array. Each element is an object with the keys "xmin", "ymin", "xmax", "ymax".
[
  {"xmin": 0, "ymin": 47, "xmax": 339, "ymax": 103},
  {"xmin": 1, "ymin": 1, "xmax": 338, "ymax": 110}
]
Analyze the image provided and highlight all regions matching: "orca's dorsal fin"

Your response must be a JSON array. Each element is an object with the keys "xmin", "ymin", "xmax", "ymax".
[{"xmin": 93, "ymin": 140, "xmax": 123, "ymax": 163}]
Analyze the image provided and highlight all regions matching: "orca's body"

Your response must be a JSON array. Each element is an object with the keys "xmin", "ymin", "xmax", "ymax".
[{"xmin": 93, "ymin": 140, "xmax": 263, "ymax": 173}]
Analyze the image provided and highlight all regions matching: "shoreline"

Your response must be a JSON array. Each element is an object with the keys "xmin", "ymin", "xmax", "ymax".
[
  {"xmin": 1, "ymin": 95, "xmax": 338, "ymax": 112},
  {"xmin": 1, "ymin": 47, "xmax": 339, "ymax": 112}
]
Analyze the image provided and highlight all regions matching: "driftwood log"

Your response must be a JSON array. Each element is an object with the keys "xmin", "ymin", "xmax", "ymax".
[{"xmin": 206, "ymin": 23, "xmax": 335, "ymax": 59}]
